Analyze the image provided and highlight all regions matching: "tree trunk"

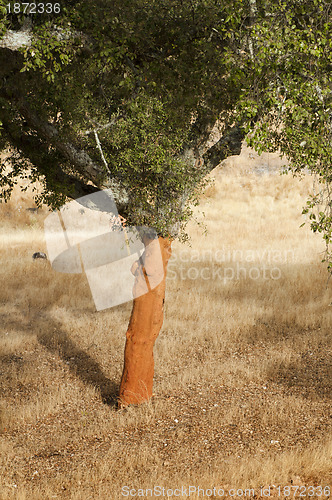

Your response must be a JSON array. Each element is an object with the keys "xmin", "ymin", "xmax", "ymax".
[{"xmin": 118, "ymin": 236, "xmax": 172, "ymax": 407}]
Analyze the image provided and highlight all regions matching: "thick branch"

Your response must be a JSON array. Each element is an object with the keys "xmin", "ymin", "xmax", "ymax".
[
  {"xmin": 1, "ymin": 92, "xmax": 129, "ymax": 208},
  {"xmin": 0, "ymin": 113, "xmax": 102, "ymax": 200},
  {"xmin": 0, "ymin": 29, "xmax": 32, "ymax": 50},
  {"xmin": 1, "ymin": 90, "xmax": 129, "ymax": 213},
  {"xmin": 182, "ymin": 110, "xmax": 218, "ymax": 158},
  {"xmin": 14, "ymin": 98, "xmax": 104, "ymax": 180},
  {"xmin": 202, "ymin": 124, "xmax": 244, "ymax": 172},
  {"xmin": 176, "ymin": 110, "xmax": 218, "ymax": 171},
  {"xmin": 0, "ymin": 25, "xmax": 85, "ymax": 51}
]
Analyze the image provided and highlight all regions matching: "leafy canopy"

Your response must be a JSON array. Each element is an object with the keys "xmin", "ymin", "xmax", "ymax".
[{"xmin": 0, "ymin": 0, "xmax": 332, "ymax": 257}]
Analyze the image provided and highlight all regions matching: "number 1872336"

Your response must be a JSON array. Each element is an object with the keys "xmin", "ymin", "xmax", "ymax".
[{"xmin": 6, "ymin": 3, "xmax": 60, "ymax": 14}]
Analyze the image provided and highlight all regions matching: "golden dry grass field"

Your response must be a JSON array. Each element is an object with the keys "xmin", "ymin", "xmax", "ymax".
[{"xmin": 0, "ymin": 147, "xmax": 331, "ymax": 499}]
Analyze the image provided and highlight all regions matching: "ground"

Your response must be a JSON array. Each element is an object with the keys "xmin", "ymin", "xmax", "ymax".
[{"xmin": 0, "ymin": 147, "xmax": 331, "ymax": 499}]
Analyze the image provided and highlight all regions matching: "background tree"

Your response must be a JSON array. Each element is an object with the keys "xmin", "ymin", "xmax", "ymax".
[{"xmin": 1, "ymin": 0, "xmax": 331, "ymax": 405}]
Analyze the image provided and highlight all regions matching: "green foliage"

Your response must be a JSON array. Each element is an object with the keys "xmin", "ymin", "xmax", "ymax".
[
  {"xmin": 1, "ymin": 0, "xmax": 244, "ymax": 240},
  {"xmin": 20, "ymin": 22, "xmax": 77, "ymax": 80},
  {"xmin": 232, "ymin": 0, "xmax": 332, "ymax": 271},
  {"xmin": 0, "ymin": 0, "xmax": 332, "ymax": 260}
]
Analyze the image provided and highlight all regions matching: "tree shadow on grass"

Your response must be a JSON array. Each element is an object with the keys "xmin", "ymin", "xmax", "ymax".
[
  {"xmin": 269, "ymin": 350, "xmax": 332, "ymax": 400},
  {"xmin": 257, "ymin": 320, "xmax": 332, "ymax": 401},
  {"xmin": 175, "ymin": 260, "xmax": 332, "ymax": 401},
  {"xmin": 34, "ymin": 311, "xmax": 119, "ymax": 407}
]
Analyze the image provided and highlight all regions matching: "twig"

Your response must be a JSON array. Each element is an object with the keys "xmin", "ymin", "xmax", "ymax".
[{"xmin": 93, "ymin": 129, "xmax": 110, "ymax": 175}]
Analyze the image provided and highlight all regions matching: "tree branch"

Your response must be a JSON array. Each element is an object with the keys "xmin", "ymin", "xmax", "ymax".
[
  {"xmin": 10, "ymin": 93, "xmax": 128, "ymax": 200},
  {"xmin": 13, "ymin": 98, "xmax": 105, "ymax": 179},
  {"xmin": 0, "ymin": 93, "xmax": 130, "ymax": 210},
  {"xmin": 0, "ymin": 113, "xmax": 102, "ymax": 199},
  {"xmin": 185, "ymin": 109, "xmax": 218, "ymax": 155},
  {"xmin": 248, "ymin": 0, "xmax": 258, "ymax": 60},
  {"xmin": 0, "ymin": 24, "xmax": 85, "ymax": 51},
  {"xmin": 202, "ymin": 124, "xmax": 244, "ymax": 172},
  {"xmin": 176, "ymin": 109, "xmax": 219, "ymax": 170},
  {"xmin": 0, "ymin": 29, "xmax": 32, "ymax": 50}
]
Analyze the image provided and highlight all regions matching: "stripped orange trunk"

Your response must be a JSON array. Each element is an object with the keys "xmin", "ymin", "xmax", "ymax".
[{"xmin": 118, "ymin": 236, "xmax": 172, "ymax": 407}]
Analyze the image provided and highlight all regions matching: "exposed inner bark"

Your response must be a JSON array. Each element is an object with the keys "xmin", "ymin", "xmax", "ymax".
[{"xmin": 118, "ymin": 236, "xmax": 172, "ymax": 407}]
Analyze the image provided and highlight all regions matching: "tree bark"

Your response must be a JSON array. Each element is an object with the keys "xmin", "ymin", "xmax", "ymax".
[
  {"xmin": 202, "ymin": 124, "xmax": 244, "ymax": 173},
  {"xmin": 118, "ymin": 236, "xmax": 172, "ymax": 407}
]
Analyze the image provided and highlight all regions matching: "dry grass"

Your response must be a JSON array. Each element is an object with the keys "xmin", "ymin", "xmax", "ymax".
[{"xmin": 0, "ymin": 149, "xmax": 331, "ymax": 499}]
